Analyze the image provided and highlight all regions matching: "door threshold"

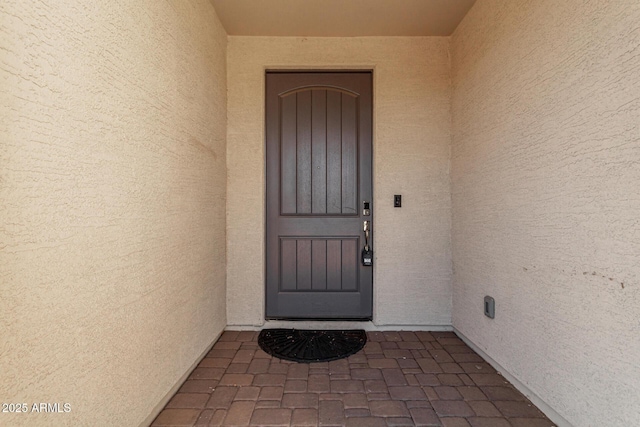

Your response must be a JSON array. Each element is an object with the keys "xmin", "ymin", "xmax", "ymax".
[
  {"xmin": 226, "ymin": 321, "xmax": 454, "ymax": 332},
  {"xmin": 266, "ymin": 317, "xmax": 372, "ymax": 322},
  {"xmin": 262, "ymin": 319, "xmax": 374, "ymax": 330}
]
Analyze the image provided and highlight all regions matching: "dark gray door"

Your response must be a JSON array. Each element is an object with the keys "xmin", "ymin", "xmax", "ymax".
[{"xmin": 266, "ymin": 72, "xmax": 373, "ymax": 319}]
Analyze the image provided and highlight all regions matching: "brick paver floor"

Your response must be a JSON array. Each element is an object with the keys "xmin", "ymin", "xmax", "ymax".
[{"xmin": 152, "ymin": 331, "xmax": 556, "ymax": 426}]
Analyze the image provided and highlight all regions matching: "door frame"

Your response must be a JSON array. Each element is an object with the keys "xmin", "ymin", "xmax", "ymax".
[{"xmin": 263, "ymin": 68, "xmax": 376, "ymax": 321}]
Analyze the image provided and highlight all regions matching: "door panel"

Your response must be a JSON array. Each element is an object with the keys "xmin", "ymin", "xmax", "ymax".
[
  {"xmin": 279, "ymin": 89, "xmax": 361, "ymax": 216},
  {"xmin": 277, "ymin": 238, "xmax": 360, "ymax": 293},
  {"xmin": 266, "ymin": 72, "xmax": 373, "ymax": 319}
]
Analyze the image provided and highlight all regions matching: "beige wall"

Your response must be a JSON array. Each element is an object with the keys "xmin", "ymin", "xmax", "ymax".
[
  {"xmin": 227, "ymin": 37, "xmax": 453, "ymax": 327},
  {"xmin": 451, "ymin": 1, "xmax": 640, "ymax": 426},
  {"xmin": 0, "ymin": 1, "xmax": 227, "ymax": 425}
]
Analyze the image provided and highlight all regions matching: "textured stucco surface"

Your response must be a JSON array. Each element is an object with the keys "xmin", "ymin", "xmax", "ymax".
[
  {"xmin": 451, "ymin": 1, "xmax": 640, "ymax": 426},
  {"xmin": 0, "ymin": 1, "xmax": 227, "ymax": 425},
  {"xmin": 227, "ymin": 37, "xmax": 453, "ymax": 326}
]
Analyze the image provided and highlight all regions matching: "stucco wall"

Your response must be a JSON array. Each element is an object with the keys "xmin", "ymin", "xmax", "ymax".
[
  {"xmin": 0, "ymin": 1, "xmax": 227, "ymax": 425},
  {"xmin": 227, "ymin": 37, "xmax": 452, "ymax": 326},
  {"xmin": 451, "ymin": 1, "xmax": 640, "ymax": 426}
]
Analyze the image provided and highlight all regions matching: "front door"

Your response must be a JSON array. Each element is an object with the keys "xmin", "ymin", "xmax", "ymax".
[{"xmin": 265, "ymin": 72, "xmax": 373, "ymax": 319}]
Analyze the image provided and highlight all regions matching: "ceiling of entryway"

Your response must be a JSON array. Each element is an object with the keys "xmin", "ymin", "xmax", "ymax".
[{"xmin": 210, "ymin": 0, "xmax": 476, "ymax": 37}]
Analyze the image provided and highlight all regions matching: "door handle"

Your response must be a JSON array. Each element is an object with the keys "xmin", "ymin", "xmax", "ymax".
[
  {"xmin": 363, "ymin": 221, "xmax": 370, "ymax": 251},
  {"xmin": 362, "ymin": 221, "xmax": 373, "ymax": 266}
]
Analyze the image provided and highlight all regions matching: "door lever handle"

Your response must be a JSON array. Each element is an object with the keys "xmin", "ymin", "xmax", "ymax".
[
  {"xmin": 363, "ymin": 221, "xmax": 370, "ymax": 251},
  {"xmin": 362, "ymin": 220, "xmax": 373, "ymax": 266}
]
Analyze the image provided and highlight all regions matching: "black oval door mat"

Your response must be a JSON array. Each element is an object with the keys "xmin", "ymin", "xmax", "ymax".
[{"xmin": 258, "ymin": 329, "xmax": 367, "ymax": 363}]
